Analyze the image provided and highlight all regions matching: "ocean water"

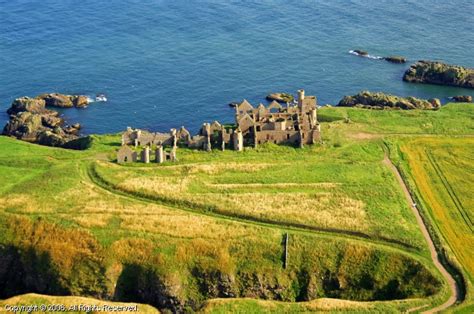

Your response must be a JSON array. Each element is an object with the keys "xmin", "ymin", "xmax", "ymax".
[{"xmin": 0, "ymin": 0, "xmax": 473, "ymax": 134}]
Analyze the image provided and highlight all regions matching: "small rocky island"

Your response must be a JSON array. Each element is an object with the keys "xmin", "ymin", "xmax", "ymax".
[
  {"xmin": 404, "ymin": 61, "xmax": 474, "ymax": 89},
  {"xmin": 266, "ymin": 92, "xmax": 294, "ymax": 103},
  {"xmin": 2, "ymin": 94, "xmax": 92, "ymax": 149},
  {"xmin": 338, "ymin": 91, "xmax": 441, "ymax": 110}
]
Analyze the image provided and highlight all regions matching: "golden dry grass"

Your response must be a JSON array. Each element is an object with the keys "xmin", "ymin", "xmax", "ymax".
[
  {"xmin": 189, "ymin": 192, "xmax": 368, "ymax": 231},
  {"xmin": 204, "ymin": 182, "xmax": 340, "ymax": 189},
  {"xmin": 110, "ymin": 163, "xmax": 369, "ymax": 233},
  {"xmin": 0, "ymin": 194, "xmax": 52, "ymax": 213},
  {"xmin": 400, "ymin": 138, "xmax": 474, "ymax": 283},
  {"xmin": 201, "ymin": 296, "xmax": 388, "ymax": 313}
]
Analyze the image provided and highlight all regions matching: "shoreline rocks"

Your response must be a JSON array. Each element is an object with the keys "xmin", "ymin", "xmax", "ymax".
[
  {"xmin": 384, "ymin": 56, "xmax": 407, "ymax": 64},
  {"xmin": 352, "ymin": 50, "xmax": 369, "ymax": 56},
  {"xmin": 266, "ymin": 93, "xmax": 294, "ymax": 103},
  {"xmin": 450, "ymin": 95, "xmax": 473, "ymax": 103},
  {"xmin": 403, "ymin": 61, "xmax": 474, "ymax": 89},
  {"xmin": 338, "ymin": 91, "xmax": 441, "ymax": 110},
  {"xmin": 36, "ymin": 93, "xmax": 90, "ymax": 108},
  {"xmin": 2, "ymin": 95, "xmax": 92, "ymax": 149},
  {"xmin": 349, "ymin": 50, "xmax": 406, "ymax": 63}
]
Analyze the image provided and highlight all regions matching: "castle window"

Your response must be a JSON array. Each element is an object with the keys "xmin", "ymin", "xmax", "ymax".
[
  {"xmin": 256, "ymin": 126, "xmax": 261, "ymax": 131},
  {"xmin": 287, "ymin": 134, "xmax": 290, "ymax": 140}
]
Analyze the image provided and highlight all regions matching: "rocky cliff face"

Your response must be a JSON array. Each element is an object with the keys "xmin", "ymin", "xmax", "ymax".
[
  {"xmin": 0, "ymin": 217, "xmax": 442, "ymax": 314},
  {"xmin": 2, "ymin": 95, "xmax": 92, "ymax": 149},
  {"xmin": 403, "ymin": 61, "xmax": 474, "ymax": 88},
  {"xmin": 338, "ymin": 91, "xmax": 441, "ymax": 110}
]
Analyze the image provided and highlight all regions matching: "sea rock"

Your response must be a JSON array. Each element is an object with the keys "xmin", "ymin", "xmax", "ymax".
[
  {"xmin": 428, "ymin": 98, "xmax": 442, "ymax": 108},
  {"xmin": 403, "ymin": 61, "xmax": 474, "ymax": 89},
  {"xmin": 384, "ymin": 56, "xmax": 407, "ymax": 64},
  {"xmin": 71, "ymin": 123, "xmax": 81, "ymax": 129},
  {"xmin": 451, "ymin": 95, "xmax": 473, "ymax": 103},
  {"xmin": 266, "ymin": 93, "xmax": 294, "ymax": 103},
  {"xmin": 338, "ymin": 91, "xmax": 440, "ymax": 110},
  {"xmin": 41, "ymin": 115, "xmax": 63, "ymax": 128},
  {"xmin": 62, "ymin": 136, "xmax": 93, "ymax": 150},
  {"xmin": 37, "ymin": 130, "xmax": 68, "ymax": 147},
  {"xmin": 2, "ymin": 95, "xmax": 90, "ymax": 149},
  {"xmin": 353, "ymin": 49, "xmax": 369, "ymax": 56},
  {"xmin": 2, "ymin": 111, "xmax": 44, "ymax": 141},
  {"xmin": 71, "ymin": 95, "xmax": 89, "ymax": 108},
  {"xmin": 6, "ymin": 97, "xmax": 47, "ymax": 115},
  {"xmin": 37, "ymin": 93, "xmax": 74, "ymax": 108}
]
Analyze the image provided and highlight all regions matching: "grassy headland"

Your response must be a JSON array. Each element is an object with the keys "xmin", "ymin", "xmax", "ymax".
[{"xmin": 0, "ymin": 103, "xmax": 472, "ymax": 312}]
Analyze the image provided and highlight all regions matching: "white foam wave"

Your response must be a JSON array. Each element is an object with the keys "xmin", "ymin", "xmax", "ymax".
[{"xmin": 349, "ymin": 50, "xmax": 383, "ymax": 60}]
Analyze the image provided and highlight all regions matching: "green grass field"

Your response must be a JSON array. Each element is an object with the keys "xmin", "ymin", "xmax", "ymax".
[{"xmin": 0, "ymin": 103, "xmax": 472, "ymax": 313}]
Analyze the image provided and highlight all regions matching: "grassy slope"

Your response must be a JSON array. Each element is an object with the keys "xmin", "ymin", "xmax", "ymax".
[
  {"xmin": 0, "ymin": 103, "xmax": 472, "ymax": 312},
  {"xmin": 93, "ymin": 139, "xmax": 426, "ymax": 250},
  {"xmin": 0, "ymin": 136, "xmax": 440, "ymax": 312}
]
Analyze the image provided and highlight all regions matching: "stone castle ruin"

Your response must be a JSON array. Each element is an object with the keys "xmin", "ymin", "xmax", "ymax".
[{"xmin": 117, "ymin": 89, "xmax": 321, "ymax": 163}]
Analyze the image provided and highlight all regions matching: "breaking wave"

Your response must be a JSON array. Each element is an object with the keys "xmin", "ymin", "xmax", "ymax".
[{"xmin": 349, "ymin": 50, "xmax": 383, "ymax": 60}]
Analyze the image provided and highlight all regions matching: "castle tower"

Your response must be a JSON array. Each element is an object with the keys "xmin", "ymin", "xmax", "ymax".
[
  {"xmin": 220, "ymin": 126, "xmax": 226, "ymax": 151},
  {"xmin": 298, "ymin": 130, "xmax": 304, "ymax": 148},
  {"xmin": 202, "ymin": 123, "xmax": 212, "ymax": 151},
  {"xmin": 170, "ymin": 147, "xmax": 177, "ymax": 162},
  {"xmin": 155, "ymin": 145, "xmax": 164, "ymax": 163},
  {"xmin": 253, "ymin": 125, "xmax": 258, "ymax": 148},
  {"xmin": 233, "ymin": 128, "xmax": 243, "ymax": 151},
  {"xmin": 141, "ymin": 146, "xmax": 150, "ymax": 163},
  {"xmin": 170, "ymin": 128, "xmax": 178, "ymax": 149},
  {"xmin": 297, "ymin": 89, "xmax": 305, "ymax": 108},
  {"xmin": 310, "ymin": 108, "xmax": 317, "ymax": 128}
]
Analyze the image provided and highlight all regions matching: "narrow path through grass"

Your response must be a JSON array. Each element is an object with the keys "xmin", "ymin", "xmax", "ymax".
[{"xmin": 382, "ymin": 151, "xmax": 460, "ymax": 313}]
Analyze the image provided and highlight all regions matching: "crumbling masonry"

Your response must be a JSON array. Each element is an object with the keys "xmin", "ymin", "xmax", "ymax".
[{"xmin": 117, "ymin": 89, "xmax": 321, "ymax": 163}]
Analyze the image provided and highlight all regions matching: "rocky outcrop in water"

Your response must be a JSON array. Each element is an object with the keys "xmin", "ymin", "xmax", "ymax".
[
  {"xmin": 2, "ymin": 95, "xmax": 91, "ymax": 149},
  {"xmin": 384, "ymin": 56, "xmax": 407, "ymax": 64},
  {"xmin": 352, "ymin": 50, "xmax": 369, "ymax": 56},
  {"xmin": 36, "ymin": 93, "xmax": 90, "ymax": 108},
  {"xmin": 451, "ymin": 95, "xmax": 473, "ymax": 103},
  {"xmin": 350, "ymin": 50, "xmax": 406, "ymax": 63},
  {"xmin": 338, "ymin": 91, "xmax": 441, "ymax": 110},
  {"xmin": 403, "ymin": 61, "xmax": 474, "ymax": 88},
  {"xmin": 266, "ymin": 93, "xmax": 294, "ymax": 103}
]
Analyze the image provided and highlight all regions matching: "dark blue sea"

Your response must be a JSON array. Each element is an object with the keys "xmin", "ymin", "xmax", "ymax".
[{"xmin": 1, "ymin": 0, "xmax": 473, "ymax": 134}]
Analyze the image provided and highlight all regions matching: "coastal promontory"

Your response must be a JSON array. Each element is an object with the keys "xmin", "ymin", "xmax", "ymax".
[
  {"xmin": 403, "ymin": 61, "xmax": 474, "ymax": 88},
  {"xmin": 338, "ymin": 91, "xmax": 441, "ymax": 110},
  {"xmin": 3, "ymin": 95, "xmax": 91, "ymax": 149}
]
